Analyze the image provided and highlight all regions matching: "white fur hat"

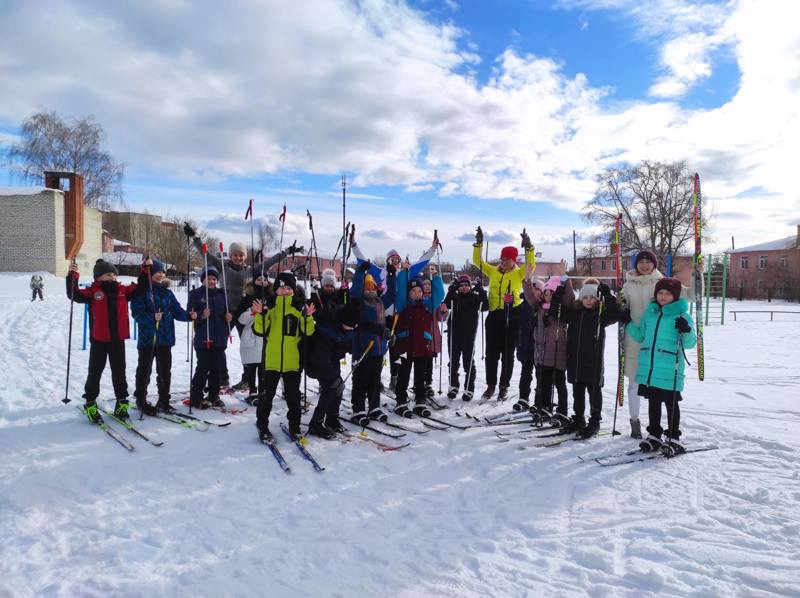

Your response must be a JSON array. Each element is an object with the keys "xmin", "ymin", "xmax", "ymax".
[{"xmin": 321, "ymin": 268, "xmax": 337, "ymax": 287}]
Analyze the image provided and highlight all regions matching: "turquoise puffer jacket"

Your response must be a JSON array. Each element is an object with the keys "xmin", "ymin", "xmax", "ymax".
[{"xmin": 626, "ymin": 298, "xmax": 696, "ymax": 392}]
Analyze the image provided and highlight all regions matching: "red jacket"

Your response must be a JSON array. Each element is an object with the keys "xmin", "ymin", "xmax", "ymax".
[
  {"xmin": 66, "ymin": 274, "xmax": 143, "ymax": 342},
  {"xmin": 395, "ymin": 301, "xmax": 435, "ymax": 359}
]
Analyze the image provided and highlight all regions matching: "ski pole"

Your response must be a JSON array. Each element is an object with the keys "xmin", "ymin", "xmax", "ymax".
[
  {"xmin": 219, "ymin": 242, "xmax": 232, "ymax": 343},
  {"xmin": 246, "ymin": 198, "xmax": 255, "ymax": 286},
  {"xmin": 186, "ymin": 232, "xmax": 191, "ymax": 363},
  {"xmin": 63, "ymin": 259, "xmax": 78, "ymax": 404},
  {"xmin": 202, "ymin": 243, "xmax": 212, "ymax": 350},
  {"xmin": 342, "ymin": 340, "xmax": 375, "ymax": 386}
]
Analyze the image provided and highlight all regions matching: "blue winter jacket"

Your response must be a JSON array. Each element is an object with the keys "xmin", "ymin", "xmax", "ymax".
[
  {"xmin": 130, "ymin": 282, "xmax": 190, "ymax": 349},
  {"xmin": 350, "ymin": 269, "xmax": 398, "ymax": 357},
  {"xmin": 187, "ymin": 285, "xmax": 231, "ymax": 349},
  {"xmin": 626, "ymin": 298, "xmax": 697, "ymax": 392}
]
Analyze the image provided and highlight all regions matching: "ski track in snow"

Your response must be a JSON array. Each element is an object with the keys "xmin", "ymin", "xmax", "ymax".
[{"xmin": 1, "ymin": 273, "xmax": 799, "ymax": 597}]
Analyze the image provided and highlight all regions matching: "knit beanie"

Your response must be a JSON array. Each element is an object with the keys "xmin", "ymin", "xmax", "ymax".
[
  {"xmin": 544, "ymin": 276, "xmax": 560, "ymax": 293},
  {"xmin": 635, "ymin": 249, "xmax": 658, "ymax": 271},
  {"xmin": 321, "ymin": 268, "xmax": 337, "ymax": 287},
  {"xmin": 364, "ymin": 274, "xmax": 377, "ymax": 292},
  {"xmin": 93, "ymin": 259, "xmax": 118, "ymax": 279},
  {"xmin": 200, "ymin": 266, "xmax": 219, "ymax": 282},
  {"xmin": 654, "ymin": 277, "xmax": 682, "ymax": 302},
  {"xmin": 387, "ymin": 249, "xmax": 401, "ymax": 261},
  {"xmin": 578, "ymin": 284, "xmax": 599, "ymax": 301},
  {"xmin": 500, "ymin": 246, "xmax": 519, "ymax": 261},
  {"xmin": 408, "ymin": 276, "xmax": 424, "ymax": 291},
  {"xmin": 275, "ymin": 271, "xmax": 297, "ymax": 290},
  {"xmin": 457, "ymin": 275, "xmax": 471, "ymax": 286},
  {"xmin": 228, "ymin": 242, "xmax": 247, "ymax": 257},
  {"xmin": 150, "ymin": 259, "xmax": 166, "ymax": 275}
]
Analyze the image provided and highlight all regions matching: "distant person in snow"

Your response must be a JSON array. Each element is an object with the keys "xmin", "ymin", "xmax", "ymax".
[{"xmin": 30, "ymin": 274, "xmax": 44, "ymax": 301}]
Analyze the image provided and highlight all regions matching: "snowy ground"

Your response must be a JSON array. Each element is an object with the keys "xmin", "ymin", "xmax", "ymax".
[{"xmin": 1, "ymin": 272, "xmax": 799, "ymax": 597}]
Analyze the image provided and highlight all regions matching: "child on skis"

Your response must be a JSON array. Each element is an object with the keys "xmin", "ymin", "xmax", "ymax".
[
  {"xmin": 393, "ymin": 271, "xmax": 444, "ymax": 418},
  {"xmin": 443, "ymin": 275, "xmax": 488, "ymax": 401},
  {"xmin": 471, "ymin": 228, "xmax": 536, "ymax": 401},
  {"xmin": 622, "ymin": 277, "xmax": 696, "ymax": 454},
  {"xmin": 306, "ymin": 268, "xmax": 353, "ymax": 438},
  {"xmin": 251, "ymin": 271, "xmax": 316, "ymax": 441},
  {"xmin": 234, "ymin": 275, "xmax": 272, "ymax": 405},
  {"xmin": 563, "ymin": 278, "xmax": 619, "ymax": 438},
  {"xmin": 346, "ymin": 261, "xmax": 397, "ymax": 426},
  {"xmin": 186, "ymin": 266, "xmax": 233, "ymax": 409},
  {"xmin": 30, "ymin": 274, "xmax": 44, "ymax": 301},
  {"xmin": 513, "ymin": 275, "xmax": 543, "ymax": 412},
  {"xmin": 523, "ymin": 275, "xmax": 573, "ymax": 424},
  {"xmin": 66, "ymin": 259, "xmax": 149, "ymax": 423},
  {"xmin": 130, "ymin": 259, "xmax": 190, "ymax": 415}
]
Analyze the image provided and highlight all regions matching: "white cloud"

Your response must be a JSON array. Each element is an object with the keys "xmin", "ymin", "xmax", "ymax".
[{"xmin": 362, "ymin": 228, "xmax": 403, "ymax": 241}]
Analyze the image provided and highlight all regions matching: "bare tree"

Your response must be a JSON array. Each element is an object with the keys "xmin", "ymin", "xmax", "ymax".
[
  {"xmin": 257, "ymin": 221, "xmax": 277, "ymax": 256},
  {"xmin": 5, "ymin": 110, "xmax": 124, "ymax": 210},
  {"xmin": 584, "ymin": 160, "xmax": 711, "ymax": 265},
  {"xmin": 578, "ymin": 240, "xmax": 603, "ymax": 275}
]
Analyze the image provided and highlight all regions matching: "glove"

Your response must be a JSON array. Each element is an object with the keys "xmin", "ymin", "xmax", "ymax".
[
  {"xmin": 553, "ymin": 285, "xmax": 565, "ymax": 302},
  {"xmin": 183, "ymin": 222, "xmax": 196, "ymax": 237},
  {"xmin": 560, "ymin": 274, "xmax": 569, "ymax": 284},
  {"xmin": 520, "ymin": 230, "xmax": 532, "ymax": 250},
  {"xmin": 474, "ymin": 226, "xmax": 483, "ymax": 245},
  {"xmin": 382, "ymin": 329, "xmax": 394, "ymax": 342},
  {"xmin": 286, "ymin": 241, "xmax": 304, "ymax": 255},
  {"xmin": 357, "ymin": 260, "xmax": 371, "ymax": 273},
  {"xmin": 675, "ymin": 316, "xmax": 691, "ymax": 333},
  {"xmin": 598, "ymin": 282, "xmax": 612, "ymax": 300},
  {"xmin": 618, "ymin": 309, "xmax": 632, "ymax": 325},
  {"xmin": 386, "ymin": 263, "xmax": 396, "ymax": 275}
]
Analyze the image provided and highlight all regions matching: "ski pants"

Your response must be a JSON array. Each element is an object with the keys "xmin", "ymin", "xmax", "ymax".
[
  {"xmin": 134, "ymin": 345, "xmax": 173, "ymax": 403},
  {"xmin": 395, "ymin": 355, "xmax": 428, "ymax": 405},
  {"xmin": 646, "ymin": 387, "xmax": 682, "ymax": 439},
  {"xmin": 423, "ymin": 356, "xmax": 434, "ymax": 388},
  {"xmin": 627, "ymin": 378, "xmax": 641, "ymax": 420},
  {"xmin": 311, "ymin": 359, "xmax": 344, "ymax": 427},
  {"xmin": 191, "ymin": 347, "xmax": 224, "ymax": 404},
  {"xmin": 536, "ymin": 366, "xmax": 567, "ymax": 415},
  {"xmin": 518, "ymin": 358, "xmax": 536, "ymax": 402},
  {"xmin": 448, "ymin": 332, "xmax": 477, "ymax": 392},
  {"xmin": 485, "ymin": 310, "xmax": 519, "ymax": 387},
  {"xmin": 83, "ymin": 340, "xmax": 128, "ymax": 402},
  {"xmin": 351, "ymin": 355, "xmax": 383, "ymax": 414},
  {"xmin": 572, "ymin": 381, "xmax": 602, "ymax": 422},
  {"xmin": 243, "ymin": 362, "xmax": 265, "ymax": 396},
  {"xmin": 386, "ymin": 316, "xmax": 399, "ymax": 378},
  {"xmin": 31, "ymin": 288, "xmax": 43, "ymax": 301},
  {"xmin": 257, "ymin": 370, "xmax": 301, "ymax": 433}
]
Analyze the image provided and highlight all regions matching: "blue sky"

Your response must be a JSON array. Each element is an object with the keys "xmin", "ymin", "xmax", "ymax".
[{"xmin": 1, "ymin": 0, "xmax": 798, "ymax": 265}]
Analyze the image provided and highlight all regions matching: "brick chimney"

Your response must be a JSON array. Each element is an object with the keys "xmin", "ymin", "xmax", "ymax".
[{"xmin": 44, "ymin": 171, "xmax": 84, "ymax": 260}]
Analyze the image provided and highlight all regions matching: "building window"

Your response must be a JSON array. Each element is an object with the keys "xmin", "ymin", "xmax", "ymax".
[
  {"xmin": 780, "ymin": 255, "xmax": 789, "ymax": 268},
  {"xmin": 740, "ymin": 256, "xmax": 749, "ymax": 270},
  {"xmin": 759, "ymin": 255, "xmax": 768, "ymax": 270},
  {"xmin": 600, "ymin": 260, "xmax": 606, "ymax": 271},
  {"xmin": 611, "ymin": 260, "xmax": 617, "ymax": 271}
]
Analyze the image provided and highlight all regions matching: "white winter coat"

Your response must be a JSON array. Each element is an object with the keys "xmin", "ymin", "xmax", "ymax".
[
  {"xmin": 622, "ymin": 269, "xmax": 690, "ymax": 377},
  {"xmin": 238, "ymin": 310, "xmax": 263, "ymax": 365}
]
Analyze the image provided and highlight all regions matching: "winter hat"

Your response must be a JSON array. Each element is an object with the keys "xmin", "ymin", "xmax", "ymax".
[
  {"xmin": 93, "ymin": 259, "xmax": 118, "ymax": 279},
  {"xmin": 635, "ymin": 249, "xmax": 658, "ymax": 271},
  {"xmin": 363, "ymin": 274, "xmax": 378, "ymax": 292},
  {"xmin": 544, "ymin": 276, "xmax": 560, "ymax": 293},
  {"xmin": 654, "ymin": 277, "xmax": 682, "ymax": 302},
  {"xmin": 200, "ymin": 266, "xmax": 219, "ymax": 282},
  {"xmin": 275, "ymin": 271, "xmax": 297, "ymax": 290},
  {"xmin": 457, "ymin": 275, "xmax": 471, "ymax": 286},
  {"xmin": 500, "ymin": 246, "xmax": 519, "ymax": 261},
  {"xmin": 408, "ymin": 276, "xmax": 424, "ymax": 291},
  {"xmin": 228, "ymin": 242, "xmax": 247, "ymax": 257},
  {"xmin": 321, "ymin": 268, "xmax": 337, "ymax": 287},
  {"xmin": 578, "ymin": 284, "xmax": 599, "ymax": 301},
  {"xmin": 150, "ymin": 259, "xmax": 166, "ymax": 275},
  {"xmin": 386, "ymin": 249, "xmax": 401, "ymax": 261}
]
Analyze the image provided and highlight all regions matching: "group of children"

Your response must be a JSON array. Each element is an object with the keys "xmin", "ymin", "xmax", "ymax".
[{"xmin": 67, "ymin": 229, "xmax": 697, "ymax": 452}]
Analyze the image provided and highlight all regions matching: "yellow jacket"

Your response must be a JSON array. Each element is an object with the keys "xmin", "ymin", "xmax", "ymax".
[
  {"xmin": 471, "ymin": 244, "xmax": 536, "ymax": 311},
  {"xmin": 252, "ymin": 295, "xmax": 315, "ymax": 372}
]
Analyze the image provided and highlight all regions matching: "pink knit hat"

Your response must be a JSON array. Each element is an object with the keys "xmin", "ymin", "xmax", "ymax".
[{"xmin": 544, "ymin": 276, "xmax": 560, "ymax": 292}]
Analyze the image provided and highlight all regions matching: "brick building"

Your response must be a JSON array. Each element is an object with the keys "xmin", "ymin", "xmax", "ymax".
[
  {"xmin": 575, "ymin": 253, "xmax": 694, "ymax": 288},
  {"xmin": 725, "ymin": 226, "xmax": 800, "ymax": 300},
  {"xmin": 0, "ymin": 172, "xmax": 102, "ymax": 276}
]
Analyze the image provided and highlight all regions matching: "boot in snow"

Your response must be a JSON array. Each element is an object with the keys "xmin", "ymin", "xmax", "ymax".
[
  {"xmin": 113, "ymin": 399, "xmax": 130, "ymax": 421},
  {"xmin": 308, "ymin": 419, "xmax": 337, "ymax": 440},
  {"xmin": 84, "ymin": 401, "xmax": 103, "ymax": 424},
  {"xmin": 640, "ymin": 434, "xmax": 664, "ymax": 452},
  {"xmin": 413, "ymin": 402, "xmax": 432, "ymax": 417},
  {"xmin": 481, "ymin": 385, "xmax": 496, "ymax": 400},
  {"xmin": 135, "ymin": 397, "xmax": 157, "ymax": 417},
  {"xmin": 446, "ymin": 386, "xmax": 459, "ymax": 400},
  {"xmin": 394, "ymin": 403, "xmax": 413, "ymax": 418},
  {"xmin": 630, "ymin": 418, "xmax": 642, "ymax": 439},
  {"xmin": 580, "ymin": 417, "xmax": 600, "ymax": 439},
  {"xmin": 258, "ymin": 427, "xmax": 273, "ymax": 444},
  {"xmin": 156, "ymin": 396, "xmax": 174, "ymax": 412},
  {"xmin": 512, "ymin": 398, "xmax": 530, "ymax": 412},
  {"xmin": 350, "ymin": 411, "xmax": 369, "ymax": 427},
  {"xmin": 368, "ymin": 408, "xmax": 389, "ymax": 423},
  {"xmin": 497, "ymin": 386, "xmax": 510, "ymax": 401},
  {"xmin": 461, "ymin": 390, "xmax": 474, "ymax": 402}
]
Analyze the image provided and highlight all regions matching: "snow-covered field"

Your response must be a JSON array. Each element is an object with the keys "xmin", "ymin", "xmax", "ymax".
[{"xmin": 1, "ymin": 272, "xmax": 799, "ymax": 597}]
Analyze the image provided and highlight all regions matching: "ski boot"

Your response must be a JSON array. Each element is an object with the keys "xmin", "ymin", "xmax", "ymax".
[
  {"xmin": 156, "ymin": 396, "xmax": 174, "ymax": 413},
  {"xmin": 113, "ymin": 399, "xmax": 130, "ymax": 421},
  {"xmin": 413, "ymin": 402, "xmax": 432, "ymax": 417},
  {"xmin": 425, "ymin": 385, "xmax": 435, "ymax": 399},
  {"xmin": 230, "ymin": 378, "xmax": 250, "ymax": 392},
  {"xmin": 497, "ymin": 385, "xmax": 510, "ymax": 401},
  {"xmin": 481, "ymin": 385, "xmax": 496, "ymax": 401},
  {"xmin": 394, "ymin": 402, "xmax": 413, "ymax": 419},
  {"xmin": 84, "ymin": 401, "xmax": 103, "ymax": 424},
  {"xmin": 550, "ymin": 412, "xmax": 571, "ymax": 428},
  {"xmin": 580, "ymin": 417, "xmax": 600, "ymax": 439},
  {"xmin": 209, "ymin": 396, "xmax": 226, "ymax": 409},
  {"xmin": 639, "ymin": 434, "xmax": 664, "ymax": 452},
  {"xmin": 630, "ymin": 418, "xmax": 642, "ymax": 439},
  {"xmin": 245, "ymin": 394, "xmax": 260, "ymax": 406},
  {"xmin": 308, "ymin": 419, "xmax": 337, "ymax": 440},
  {"xmin": 289, "ymin": 424, "xmax": 303, "ymax": 441},
  {"xmin": 662, "ymin": 438, "xmax": 686, "ymax": 457},
  {"xmin": 447, "ymin": 386, "xmax": 459, "ymax": 400},
  {"xmin": 350, "ymin": 411, "xmax": 369, "ymax": 427},
  {"xmin": 529, "ymin": 406, "xmax": 552, "ymax": 426},
  {"xmin": 512, "ymin": 398, "xmax": 530, "ymax": 412},
  {"xmin": 135, "ymin": 396, "xmax": 158, "ymax": 417},
  {"xmin": 258, "ymin": 427, "xmax": 274, "ymax": 444},
  {"xmin": 325, "ymin": 416, "xmax": 346, "ymax": 434},
  {"xmin": 368, "ymin": 407, "xmax": 389, "ymax": 423},
  {"xmin": 461, "ymin": 390, "xmax": 474, "ymax": 402}
]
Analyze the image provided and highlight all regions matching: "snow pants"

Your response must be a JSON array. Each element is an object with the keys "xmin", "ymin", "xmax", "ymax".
[
  {"xmin": 518, "ymin": 358, "xmax": 536, "ymax": 402},
  {"xmin": 572, "ymin": 381, "xmax": 602, "ymax": 422},
  {"xmin": 535, "ymin": 366, "xmax": 567, "ymax": 415},
  {"xmin": 310, "ymin": 358, "xmax": 344, "ymax": 427},
  {"xmin": 395, "ymin": 355, "xmax": 428, "ymax": 405},
  {"xmin": 134, "ymin": 345, "xmax": 173, "ymax": 403},
  {"xmin": 643, "ymin": 386, "xmax": 682, "ymax": 439},
  {"xmin": 83, "ymin": 340, "xmax": 128, "ymax": 402},
  {"xmin": 352, "ymin": 355, "xmax": 383, "ymax": 414},
  {"xmin": 485, "ymin": 310, "xmax": 519, "ymax": 387},
  {"xmin": 448, "ymin": 332, "xmax": 477, "ymax": 392},
  {"xmin": 190, "ymin": 346, "xmax": 224, "ymax": 405},
  {"xmin": 31, "ymin": 288, "xmax": 43, "ymax": 301},
  {"xmin": 257, "ymin": 370, "xmax": 301, "ymax": 433}
]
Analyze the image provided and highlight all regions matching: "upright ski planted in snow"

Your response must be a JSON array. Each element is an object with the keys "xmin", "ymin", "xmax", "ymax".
[
  {"xmin": 693, "ymin": 173, "xmax": 705, "ymax": 381},
  {"xmin": 614, "ymin": 214, "xmax": 625, "ymax": 435}
]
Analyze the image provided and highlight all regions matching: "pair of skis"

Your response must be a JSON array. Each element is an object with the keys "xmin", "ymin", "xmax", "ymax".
[
  {"xmin": 591, "ymin": 444, "xmax": 718, "ymax": 466},
  {"xmin": 261, "ymin": 424, "xmax": 326, "ymax": 474}
]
